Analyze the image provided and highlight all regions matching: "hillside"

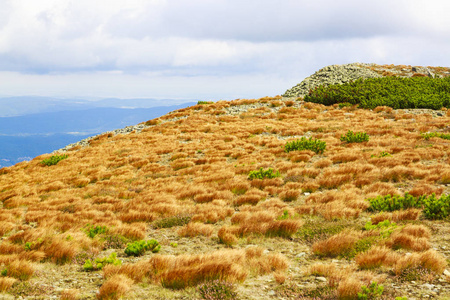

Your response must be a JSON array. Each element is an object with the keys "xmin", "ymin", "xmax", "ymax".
[{"xmin": 1, "ymin": 64, "xmax": 450, "ymax": 299}]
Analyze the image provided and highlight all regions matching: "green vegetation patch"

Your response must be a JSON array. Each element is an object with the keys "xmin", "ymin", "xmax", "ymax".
[
  {"xmin": 40, "ymin": 154, "xmax": 68, "ymax": 166},
  {"xmin": 124, "ymin": 239, "xmax": 161, "ymax": 256},
  {"xmin": 248, "ymin": 168, "xmax": 280, "ymax": 180},
  {"xmin": 367, "ymin": 193, "xmax": 450, "ymax": 220},
  {"xmin": 83, "ymin": 252, "xmax": 121, "ymax": 271},
  {"xmin": 421, "ymin": 132, "xmax": 450, "ymax": 140},
  {"xmin": 83, "ymin": 224, "xmax": 109, "ymax": 238},
  {"xmin": 284, "ymin": 137, "xmax": 326, "ymax": 154},
  {"xmin": 304, "ymin": 76, "xmax": 450, "ymax": 109},
  {"xmin": 340, "ymin": 130, "xmax": 369, "ymax": 143},
  {"xmin": 358, "ymin": 282, "xmax": 384, "ymax": 300}
]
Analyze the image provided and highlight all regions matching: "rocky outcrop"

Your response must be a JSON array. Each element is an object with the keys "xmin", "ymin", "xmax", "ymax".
[
  {"xmin": 283, "ymin": 63, "xmax": 450, "ymax": 98},
  {"xmin": 282, "ymin": 63, "xmax": 382, "ymax": 97}
]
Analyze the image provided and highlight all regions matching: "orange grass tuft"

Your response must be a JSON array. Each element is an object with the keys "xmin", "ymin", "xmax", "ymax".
[
  {"xmin": 177, "ymin": 222, "xmax": 214, "ymax": 237},
  {"xmin": 97, "ymin": 274, "xmax": 133, "ymax": 300},
  {"xmin": 0, "ymin": 277, "xmax": 17, "ymax": 292},
  {"xmin": 312, "ymin": 231, "xmax": 361, "ymax": 257}
]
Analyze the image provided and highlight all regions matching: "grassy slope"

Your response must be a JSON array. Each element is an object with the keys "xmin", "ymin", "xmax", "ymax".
[{"xmin": 0, "ymin": 96, "xmax": 450, "ymax": 299}]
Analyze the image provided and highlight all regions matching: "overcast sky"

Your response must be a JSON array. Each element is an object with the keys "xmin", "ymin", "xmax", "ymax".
[{"xmin": 0, "ymin": 0, "xmax": 449, "ymax": 101}]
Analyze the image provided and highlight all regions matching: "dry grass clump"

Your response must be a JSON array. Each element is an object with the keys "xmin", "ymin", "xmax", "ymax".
[
  {"xmin": 177, "ymin": 222, "xmax": 214, "ymax": 237},
  {"xmin": 97, "ymin": 274, "xmax": 133, "ymax": 300},
  {"xmin": 103, "ymin": 248, "xmax": 287, "ymax": 290},
  {"xmin": 0, "ymin": 277, "xmax": 17, "ymax": 292},
  {"xmin": 356, "ymin": 246, "xmax": 400, "ymax": 270},
  {"xmin": 312, "ymin": 230, "xmax": 361, "ymax": 258},
  {"xmin": 370, "ymin": 208, "xmax": 421, "ymax": 224},
  {"xmin": 393, "ymin": 249, "xmax": 447, "ymax": 275},
  {"xmin": 60, "ymin": 289, "xmax": 79, "ymax": 300},
  {"xmin": 3, "ymin": 259, "xmax": 35, "ymax": 280},
  {"xmin": 386, "ymin": 224, "xmax": 431, "ymax": 251}
]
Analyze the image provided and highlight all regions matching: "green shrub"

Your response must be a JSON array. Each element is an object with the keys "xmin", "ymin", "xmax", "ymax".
[
  {"xmin": 358, "ymin": 282, "xmax": 384, "ymax": 300},
  {"xmin": 340, "ymin": 130, "xmax": 369, "ymax": 143},
  {"xmin": 197, "ymin": 101, "xmax": 214, "ymax": 105},
  {"xmin": 40, "ymin": 154, "xmax": 68, "ymax": 166},
  {"xmin": 422, "ymin": 194, "xmax": 450, "ymax": 220},
  {"xmin": 248, "ymin": 168, "xmax": 280, "ymax": 180},
  {"xmin": 367, "ymin": 193, "xmax": 425, "ymax": 212},
  {"xmin": 421, "ymin": 132, "xmax": 450, "ymax": 140},
  {"xmin": 124, "ymin": 239, "xmax": 160, "ymax": 257},
  {"xmin": 198, "ymin": 280, "xmax": 237, "ymax": 300},
  {"xmin": 284, "ymin": 137, "xmax": 326, "ymax": 154},
  {"xmin": 83, "ymin": 252, "xmax": 121, "ymax": 272},
  {"xmin": 83, "ymin": 224, "xmax": 109, "ymax": 238},
  {"xmin": 304, "ymin": 77, "xmax": 450, "ymax": 109},
  {"xmin": 371, "ymin": 151, "xmax": 391, "ymax": 158},
  {"xmin": 367, "ymin": 193, "xmax": 450, "ymax": 220}
]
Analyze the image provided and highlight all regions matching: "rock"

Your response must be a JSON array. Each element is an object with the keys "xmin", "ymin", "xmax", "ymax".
[
  {"xmin": 443, "ymin": 269, "xmax": 450, "ymax": 276},
  {"xmin": 296, "ymin": 252, "xmax": 306, "ymax": 258},
  {"xmin": 283, "ymin": 63, "xmax": 382, "ymax": 97},
  {"xmin": 421, "ymin": 283, "xmax": 434, "ymax": 290},
  {"xmin": 268, "ymin": 290, "xmax": 276, "ymax": 296},
  {"xmin": 316, "ymin": 277, "xmax": 327, "ymax": 282}
]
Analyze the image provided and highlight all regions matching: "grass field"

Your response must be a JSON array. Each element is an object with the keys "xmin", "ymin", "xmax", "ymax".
[{"xmin": 0, "ymin": 95, "xmax": 450, "ymax": 299}]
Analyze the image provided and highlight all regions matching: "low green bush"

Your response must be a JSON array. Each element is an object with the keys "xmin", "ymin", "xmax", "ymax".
[
  {"xmin": 124, "ymin": 239, "xmax": 160, "ymax": 257},
  {"xmin": 40, "ymin": 154, "xmax": 68, "ymax": 166},
  {"xmin": 83, "ymin": 224, "xmax": 109, "ymax": 238},
  {"xmin": 197, "ymin": 101, "xmax": 214, "ymax": 105},
  {"xmin": 367, "ymin": 193, "xmax": 425, "ymax": 212},
  {"xmin": 83, "ymin": 252, "xmax": 121, "ymax": 272},
  {"xmin": 248, "ymin": 168, "xmax": 280, "ymax": 180},
  {"xmin": 304, "ymin": 77, "xmax": 450, "ymax": 109},
  {"xmin": 358, "ymin": 282, "xmax": 384, "ymax": 300},
  {"xmin": 284, "ymin": 137, "xmax": 326, "ymax": 154},
  {"xmin": 422, "ymin": 194, "xmax": 450, "ymax": 220},
  {"xmin": 340, "ymin": 130, "xmax": 369, "ymax": 143},
  {"xmin": 367, "ymin": 193, "xmax": 450, "ymax": 220},
  {"xmin": 421, "ymin": 132, "xmax": 450, "ymax": 140}
]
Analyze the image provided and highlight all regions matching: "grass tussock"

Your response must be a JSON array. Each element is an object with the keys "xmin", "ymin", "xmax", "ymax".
[
  {"xmin": 103, "ymin": 248, "xmax": 288, "ymax": 290},
  {"xmin": 0, "ymin": 277, "xmax": 17, "ymax": 292},
  {"xmin": 97, "ymin": 274, "xmax": 133, "ymax": 300},
  {"xmin": 177, "ymin": 222, "xmax": 214, "ymax": 237}
]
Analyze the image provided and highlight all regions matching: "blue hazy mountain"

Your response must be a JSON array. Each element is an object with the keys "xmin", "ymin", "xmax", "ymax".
[
  {"xmin": 0, "ymin": 97, "xmax": 195, "ymax": 117},
  {"xmin": 0, "ymin": 102, "xmax": 196, "ymax": 168}
]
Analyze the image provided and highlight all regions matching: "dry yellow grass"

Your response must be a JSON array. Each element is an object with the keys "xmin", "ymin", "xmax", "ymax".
[{"xmin": 0, "ymin": 93, "xmax": 449, "ymax": 298}]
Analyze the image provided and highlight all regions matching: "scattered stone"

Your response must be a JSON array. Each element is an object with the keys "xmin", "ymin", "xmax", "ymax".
[
  {"xmin": 316, "ymin": 277, "xmax": 327, "ymax": 282},
  {"xmin": 268, "ymin": 290, "xmax": 276, "ymax": 296}
]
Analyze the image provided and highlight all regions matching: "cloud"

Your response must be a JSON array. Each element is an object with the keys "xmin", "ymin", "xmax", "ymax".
[{"xmin": 0, "ymin": 0, "xmax": 449, "ymax": 99}]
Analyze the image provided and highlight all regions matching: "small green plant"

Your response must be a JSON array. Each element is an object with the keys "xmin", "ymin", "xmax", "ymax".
[
  {"xmin": 338, "ymin": 102, "xmax": 353, "ymax": 108},
  {"xmin": 371, "ymin": 151, "xmax": 391, "ymax": 158},
  {"xmin": 421, "ymin": 132, "xmax": 450, "ymax": 140},
  {"xmin": 340, "ymin": 130, "xmax": 369, "ymax": 143},
  {"xmin": 170, "ymin": 242, "xmax": 178, "ymax": 248},
  {"xmin": 248, "ymin": 168, "xmax": 280, "ymax": 180},
  {"xmin": 197, "ymin": 101, "xmax": 214, "ymax": 105},
  {"xmin": 124, "ymin": 239, "xmax": 160, "ymax": 257},
  {"xmin": 83, "ymin": 252, "xmax": 121, "ymax": 272},
  {"xmin": 197, "ymin": 280, "xmax": 238, "ymax": 300},
  {"xmin": 284, "ymin": 137, "xmax": 326, "ymax": 154},
  {"xmin": 395, "ymin": 297, "xmax": 408, "ymax": 300},
  {"xmin": 40, "ymin": 154, "xmax": 68, "ymax": 166},
  {"xmin": 358, "ymin": 282, "xmax": 384, "ymax": 300},
  {"xmin": 1, "ymin": 268, "xmax": 7, "ymax": 276},
  {"xmin": 83, "ymin": 224, "xmax": 109, "ymax": 238}
]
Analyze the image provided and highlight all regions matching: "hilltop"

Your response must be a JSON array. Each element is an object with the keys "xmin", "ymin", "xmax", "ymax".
[{"xmin": 0, "ymin": 64, "xmax": 450, "ymax": 299}]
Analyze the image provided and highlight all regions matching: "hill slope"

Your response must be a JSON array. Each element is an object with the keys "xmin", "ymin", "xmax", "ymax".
[{"xmin": 1, "ymin": 66, "xmax": 450, "ymax": 299}]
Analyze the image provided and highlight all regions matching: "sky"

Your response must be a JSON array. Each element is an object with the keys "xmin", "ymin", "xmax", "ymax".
[{"xmin": 0, "ymin": 0, "xmax": 449, "ymax": 101}]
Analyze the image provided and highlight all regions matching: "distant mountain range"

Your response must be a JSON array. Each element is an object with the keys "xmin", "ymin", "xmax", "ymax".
[
  {"xmin": 0, "ymin": 96, "xmax": 195, "ymax": 117},
  {"xmin": 0, "ymin": 98, "xmax": 197, "ymax": 167}
]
